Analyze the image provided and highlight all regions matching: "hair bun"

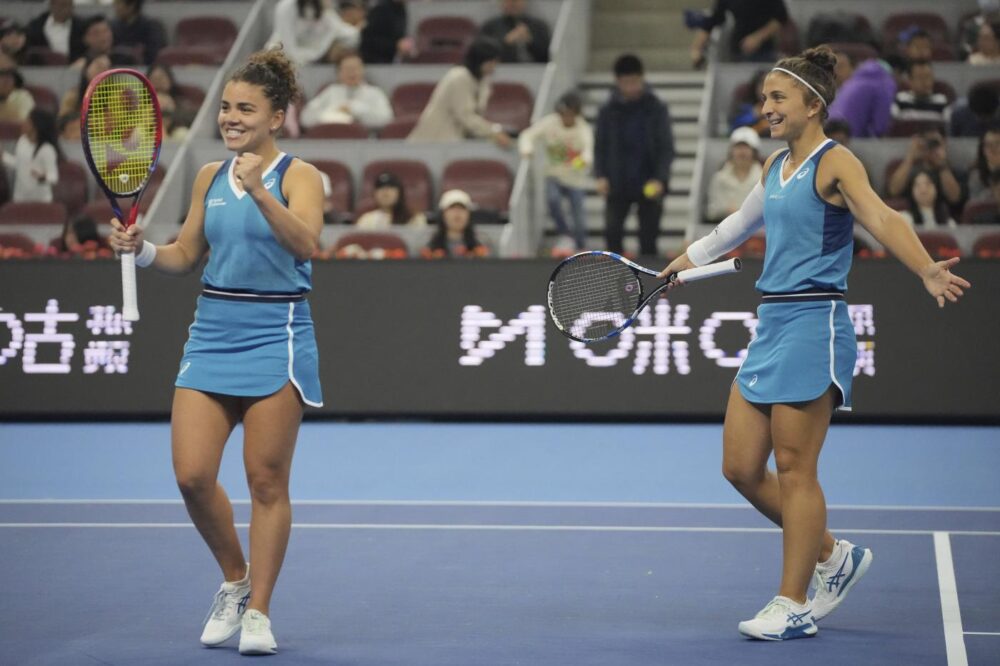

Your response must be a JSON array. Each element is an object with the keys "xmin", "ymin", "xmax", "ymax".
[{"xmin": 801, "ymin": 46, "xmax": 837, "ymax": 74}]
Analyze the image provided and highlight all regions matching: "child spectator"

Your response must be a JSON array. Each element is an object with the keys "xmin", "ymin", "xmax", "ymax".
[
  {"xmin": 891, "ymin": 60, "xmax": 950, "ymax": 124},
  {"xmin": 408, "ymin": 37, "xmax": 510, "ymax": 147},
  {"xmin": 479, "ymin": 0, "xmax": 551, "ymax": 63},
  {"xmin": 705, "ymin": 126, "xmax": 762, "ymax": 223},
  {"xmin": 899, "ymin": 168, "xmax": 957, "ymax": 228},
  {"xmin": 518, "ymin": 91, "xmax": 593, "ymax": 254},
  {"xmin": 422, "ymin": 190, "xmax": 489, "ymax": 258},
  {"xmin": 268, "ymin": 0, "xmax": 360, "ymax": 65},
  {"xmin": 300, "ymin": 53, "xmax": 392, "ymax": 129},
  {"xmin": 355, "ymin": 171, "xmax": 427, "ymax": 229},
  {"xmin": 2, "ymin": 108, "xmax": 62, "ymax": 203},
  {"xmin": 0, "ymin": 66, "xmax": 34, "ymax": 122}
]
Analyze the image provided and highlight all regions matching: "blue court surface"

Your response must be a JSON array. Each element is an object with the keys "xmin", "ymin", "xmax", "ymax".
[{"xmin": 1, "ymin": 423, "xmax": 998, "ymax": 665}]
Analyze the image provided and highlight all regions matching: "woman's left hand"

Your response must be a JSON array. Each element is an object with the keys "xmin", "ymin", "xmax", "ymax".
[
  {"xmin": 234, "ymin": 152, "xmax": 265, "ymax": 194},
  {"xmin": 921, "ymin": 257, "xmax": 971, "ymax": 308}
]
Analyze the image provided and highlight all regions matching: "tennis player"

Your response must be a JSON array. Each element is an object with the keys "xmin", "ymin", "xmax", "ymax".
[
  {"xmin": 108, "ymin": 47, "xmax": 324, "ymax": 655},
  {"xmin": 660, "ymin": 46, "xmax": 970, "ymax": 640}
]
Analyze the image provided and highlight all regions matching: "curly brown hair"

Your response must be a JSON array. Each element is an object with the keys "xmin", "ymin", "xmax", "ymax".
[
  {"xmin": 772, "ymin": 46, "xmax": 838, "ymax": 120},
  {"xmin": 227, "ymin": 47, "xmax": 302, "ymax": 111}
]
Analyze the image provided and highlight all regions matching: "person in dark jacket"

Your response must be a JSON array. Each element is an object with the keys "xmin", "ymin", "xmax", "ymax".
[
  {"xmin": 110, "ymin": 0, "xmax": 167, "ymax": 65},
  {"xmin": 594, "ymin": 54, "xmax": 674, "ymax": 256},
  {"xmin": 479, "ymin": 0, "xmax": 550, "ymax": 63},
  {"xmin": 23, "ymin": 0, "xmax": 88, "ymax": 63},
  {"xmin": 360, "ymin": 0, "xmax": 415, "ymax": 64}
]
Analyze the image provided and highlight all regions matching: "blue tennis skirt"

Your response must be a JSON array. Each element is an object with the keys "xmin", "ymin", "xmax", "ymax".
[
  {"xmin": 175, "ymin": 293, "xmax": 323, "ymax": 407},
  {"xmin": 735, "ymin": 298, "xmax": 856, "ymax": 411}
]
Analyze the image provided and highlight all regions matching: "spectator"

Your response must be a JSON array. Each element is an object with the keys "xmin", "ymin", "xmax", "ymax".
[
  {"xmin": 968, "ymin": 20, "xmax": 1000, "ymax": 65},
  {"xmin": 967, "ymin": 121, "xmax": 1000, "ymax": 200},
  {"xmin": 71, "ymin": 16, "xmax": 114, "ymax": 70},
  {"xmin": 59, "ymin": 54, "xmax": 112, "ymax": 122},
  {"xmin": 408, "ymin": 37, "xmax": 510, "ymax": 147},
  {"xmin": 964, "ymin": 169, "xmax": 1000, "ymax": 223},
  {"xmin": 24, "ymin": 0, "xmax": 87, "ymax": 63},
  {"xmin": 690, "ymin": 0, "xmax": 789, "ymax": 66},
  {"xmin": 827, "ymin": 58, "xmax": 895, "ymax": 137},
  {"xmin": 0, "ymin": 23, "xmax": 29, "ymax": 66},
  {"xmin": 897, "ymin": 27, "xmax": 933, "ymax": 62},
  {"xmin": 300, "ymin": 53, "xmax": 392, "ymax": 129},
  {"xmin": 519, "ymin": 91, "xmax": 593, "ymax": 254},
  {"xmin": 110, "ymin": 0, "xmax": 166, "ymax": 65},
  {"xmin": 594, "ymin": 54, "xmax": 674, "ymax": 257},
  {"xmin": 268, "ymin": 0, "xmax": 360, "ymax": 65},
  {"xmin": 886, "ymin": 129, "xmax": 964, "ymax": 209},
  {"xmin": 422, "ymin": 189, "xmax": 489, "ymax": 258},
  {"xmin": 950, "ymin": 83, "xmax": 1000, "ymax": 138},
  {"xmin": 360, "ymin": 0, "xmax": 415, "ymax": 64},
  {"xmin": 728, "ymin": 68, "xmax": 769, "ymax": 135},
  {"xmin": 891, "ymin": 60, "xmax": 950, "ymax": 124},
  {"xmin": 832, "ymin": 48, "xmax": 856, "ymax": 89},
  {"xmin": 479, "ymin": 0, "xmax": 551, "ymax": 64},
  {"xmin": 824, "ymin": 118, "xmax": 852, "ymax": 146},
  {"xmin": 0, "ymin": 67, "xmax": 34, "ymax": 122},
  {"xmin": 338, "ymin": 0, "xmax": 367, "ymax": 28},
  {"xmin": 355, "ymin": 171, "xmax": 427, "ymax": 229},
  {"xmin": 1, "ymin": 108, "xmax": 62, "ymax": 203},
  {"xmin": 899, "ymin": 168, "xmax": 957, "ymax": 228},
  {"xmin": 705, "ymin": 126, "xmax": 762, "ymax": 223},
  {"xmin": 53, "ymin": 215, "xmax": 106, "ymax": 254},
  {"xmin": 158, "ymin": 94, "xmax": 189, "ymax": 142},
  {"xmin": 959, "ymin": 0, "xmax": 1000, "ymax": 60},
  {"xmin": 58, "ymin": 110, "xmax": 80, "ymax": 141}
]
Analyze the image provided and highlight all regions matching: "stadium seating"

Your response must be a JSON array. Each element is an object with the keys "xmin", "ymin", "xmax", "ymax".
[
  {"xmin": 882, "ymin": 12, "xmax": 951, "ymax": 53},
  {"xmin": 312, "ymin": 159, "xmax": 354, "ymax": 222},
  {"xmin": 962, "ymin": 200, "xmax": 1000, "ymax": 225},
  {"xmin": 378, "ymin": 118, "xmax": 417, "ymax": 139},
  {"xmin": 356, "ymin": 160, "xmax": 434, "ymax": 215},
  {"xmin": 24, "ymin": 85, "xmax": 58, "ymax": 115},
  {"xmin": 52, "ymin": 161, "xmax": 90, "ymax": 217},
  {"xmin": 972, "ymin": 232, "xmax": 1000, "ymax": 258},
  {"xmin": 916, "ymin": 230, "xmax": 961, "ymax": 258},
  {"xmin": 440, "ymin": 159, "xmax": 512, "ymax": 217},
  {"xmin": 304, "ymin": 123, "xmax": 371, "ymax": 139},
  {"xmin": 0, "ymin": 201, "xmax": 67, "ymax": 226},
  {"xmin": 330, "ymin": 232, "xmax": 409, "ymax": 259},
  {"xmin": 485, "ymin": 82, "xmax": 534, "ymax": 132},
  {"xmin": 0, "ymin": 232, "xmax": 39, "ymax": 254},
  {"xmin": 409, "ymin": 16, "xmax": 477, "ymax": 64},
  {"xmin": 390, "ymin": 82, "xmax": 436, "ymax": 120}
]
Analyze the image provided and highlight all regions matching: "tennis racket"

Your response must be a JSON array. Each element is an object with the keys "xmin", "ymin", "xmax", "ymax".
[
  {"xmin": 80, "ymin": 68, "xmax": 163, "ymax": 322},
  {"xmin": 547, "ymin": 251, "xmax": 741, "ymax": 343}
]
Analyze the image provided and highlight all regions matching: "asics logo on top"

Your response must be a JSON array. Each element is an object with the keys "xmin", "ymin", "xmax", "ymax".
[
  {"xmin": 238, "ymin": 592, "xmax": 250, "ymax": 614},
  {"xmin": 264, "ymin": 178, "xmax": 276, "ymax": 190},
  {"xmin": 786, "ymin": 610, "xmax": 811, "ymax": 626},
  {"xmin": 796, "ymin": 167, "xmax": 810, "ymax": 180},
  {"xmin": 178, "ymin": 361, "xmax": 191, "ymax": 376},
  {"xmin": 826, "ymin": 555, "xmax": 850, "ymax": 592},
  {"xmin": 748, "ymin": 374, "xmax": 758, "ymax": 387}
]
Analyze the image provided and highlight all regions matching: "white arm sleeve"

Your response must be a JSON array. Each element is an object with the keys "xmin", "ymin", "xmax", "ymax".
[{"xmin": 687, "ymin": 182, "xmax": 765, "ymax": 266}]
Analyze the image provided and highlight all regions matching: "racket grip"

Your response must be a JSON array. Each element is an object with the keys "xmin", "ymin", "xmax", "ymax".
[
  {"xmin": 121, "ymin": 252, "xmax": 140, "ymax": 321},
  {"xmin": 673, "ymin": 257, "xmax": 742, "ymax": 283}
]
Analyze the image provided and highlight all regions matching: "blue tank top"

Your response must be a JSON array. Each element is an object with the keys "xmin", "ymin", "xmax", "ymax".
[
  {"xmin": 201, "ymin": 152, "xmax": 312, "ymax": 294},
  {"xmin": 756, "ymin": 140, "xmax": 854, "ymax": 294}
]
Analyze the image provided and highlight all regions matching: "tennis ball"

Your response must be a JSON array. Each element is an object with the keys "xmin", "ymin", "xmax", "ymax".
[
  {"xmin": 571, "ymin": 156, "xmax": 586, "ymax": 170},
  {"xmin": 643, "ymin": 182, "xmax": 659, "ymax": 198}
]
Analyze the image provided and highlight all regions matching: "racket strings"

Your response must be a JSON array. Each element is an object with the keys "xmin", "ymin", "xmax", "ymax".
[
  {"xmin": 85, "ymin": 74, "xmax": 158, "ymax": 194},
  {"xmin": 549, "ymin": 255, "xmax": 642, "ymax": 340}
]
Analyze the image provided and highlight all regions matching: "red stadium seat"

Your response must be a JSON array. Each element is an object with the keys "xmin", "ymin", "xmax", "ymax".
[
  {"xmin": 52, "ymin": 161, "xmax": 90, "ymax": 216},
  {"xmin": 378, "ymin": 117, "xmax": 417, "ymax": 139},
  {"xmin": 174, "ymin": 16, "xmax": 238, "ymax": 53},
  {"xmin": 173, "ymin": 83, "xmax": 206, "ymax": 111},
  {"xmin": 390, "ymin": 82, "xmax": 435, "ymax": 120},
  {"xmin": 485, "ymin": 82, "xmax": 534, "ymax": 132},
  {"xmin": 0, "ymin": 232, "xmax": 39, "ymax": 254},
  {"xmin": 304, "ymin": 122, "xmax": 370, "ymax": 139},
  {"xmin": 23, "ymin": 46, "xmax": 69, "ymax": 66},
  {"xmin": 0, "ymin": 121, "xmax": 20, "ymax": 141},
  {"xmin": 882, "ymin": 12, "xmax": 951, "ymax": 50},
  {"xmin": 330, "ymin": 232, "xmax": 409, "ymax": 259},
  {"xmin": 917, "ymin": 230, "xmax": 961, "ymax": 258},
  {"xmin": 440, "ymin": 159, "xmax": 512, "ymax": 216},
  {"xmin": 972, "ymin": 232, "xmax": 1000, "ymax": 257},
  {"xmin": 156, "ymin": 45, "xmax": 225, "ymax": 66},
  {"xmin": 827, "ymin": 42, "xmax": 880, "ymax": 64},
  {"xmin": 962, "ymin": 200, "xmax": 1000, "ymax": 225},
  {"xmin": 0, "ymin": 201, "xmax": 67, "ymax": 226},
  {"xmin": 24, "ymin": 85, "xmax": 59, "ymax": 115},
  {"xmin": 356, "ymin": 160, "xmax": 433, "ymax": 215},
  {"xmin": 80, "ymin": 200, "xmax": 118, "ymax": 225},
  {"xmin": 312, "ymin": 160, "xmax": 354, "ymax": 222},
  {"xmin": 887, "ymin": 119, "xmax": 946, "ymax": 138},
  {"xmin": 409, "ymin": 16, "xmax": 477, "ymax": 64}
]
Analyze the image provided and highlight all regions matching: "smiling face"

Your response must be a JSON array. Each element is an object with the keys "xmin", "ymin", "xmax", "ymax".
[
  {"xmin": 218, "ymin": 81, "xmax": 282, "ymax": 153},
  {"xmin": 761, "ymin": 71, "xmax": 823, "ymax": 141},
  {"xmin": 911, "ymin": 172, "xmax": 937, "ymax": 208}
]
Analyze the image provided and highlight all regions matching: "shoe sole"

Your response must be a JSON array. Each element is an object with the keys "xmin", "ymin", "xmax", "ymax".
[
  {"xmin": 239, "ymin": 643, "xmax": 277, "ymax": 655},
  {"xmin": 738, "ymin": 623, "xmax": 818, "ymax": 641},
  {"xmin": 813, "ymin": 548, "xmax": 873, "ymax": 622},
  {"xmin": 200, "ymin": 622, "xmax": 242, "ymax": 647}
]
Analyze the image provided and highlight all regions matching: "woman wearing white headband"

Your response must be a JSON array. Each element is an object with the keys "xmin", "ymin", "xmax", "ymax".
[{"xmin": 660, "ymin": 46, "xmax": 970, "ymax": 641}]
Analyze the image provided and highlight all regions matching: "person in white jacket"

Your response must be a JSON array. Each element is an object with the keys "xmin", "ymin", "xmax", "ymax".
[
  {"xmin": 268, "ymin": 0, "xmax": 360, "ymax": 65},
  {"xmin": 518, "ymin": 91, "xmax": 593, "ymax": 254},
  {"xmin": 2, "ymin": 108, "xmax": 61, "ymax": 203},
  {"xmin": 299, "ymin": 53, "xmax": 392, "ymax": 129},
  {"xmin": 705, "ymin": 126, "xmax": 763, "ymax": 223}
]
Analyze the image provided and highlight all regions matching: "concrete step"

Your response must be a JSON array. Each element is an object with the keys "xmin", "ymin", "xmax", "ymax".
[
  {"xmin": 580, "ymin": 72, "xmax": 706, "ymax": 87},
  {"xmin": 590, "ymin": 13, "xmax": 690, "ymax": 50},
  {"xmin": 589, "ymin": 47, "xmax": 694, "ymax": 73}
]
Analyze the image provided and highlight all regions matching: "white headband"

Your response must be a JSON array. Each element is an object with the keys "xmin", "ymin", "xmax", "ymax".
[{"xmin": 771, "ymin": 67, "xmax": 827, "ymax": 108}]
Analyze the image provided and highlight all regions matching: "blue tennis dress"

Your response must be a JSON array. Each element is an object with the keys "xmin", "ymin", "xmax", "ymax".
[
  {"xmin": 175, "ymin": 152, "xmax": 323, "ymax": 407},
  {"xmin": 736, "ymin": 139, "xmax": 857, "ymax": 410}
]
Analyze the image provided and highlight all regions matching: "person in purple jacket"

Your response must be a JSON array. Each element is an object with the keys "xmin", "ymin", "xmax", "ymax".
[{"xmin": 827, "ymin": 56, "xmax": 896, "ymax": 138}]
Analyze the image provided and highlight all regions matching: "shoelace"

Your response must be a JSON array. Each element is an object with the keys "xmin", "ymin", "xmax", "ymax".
[
  {"xmin": 203, "ymin": 587, "xmax": 242, "ymax": 624},
  {"xmin": 243, "ymin": 611, "xmax": 269, "ymax": 633},
  {"xmin": 756, "ymin": 597, "xmax": 792, "ymax": 619}
]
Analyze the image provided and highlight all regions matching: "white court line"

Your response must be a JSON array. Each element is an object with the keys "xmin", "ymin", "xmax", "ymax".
[
  {"xmin": 964, "ymin": 632, "xmax": 1000, "ymax": 636},
  {"xmin": 935, "ymin": 532, "xmax": 969, "ymax": 666},
  {"xmin": 1, "ymin": 499, "xmax": 999, "ymax": 511},
  {"xmin": 1, "ymin": 523, "xmax": 999, "ymax": 536}
]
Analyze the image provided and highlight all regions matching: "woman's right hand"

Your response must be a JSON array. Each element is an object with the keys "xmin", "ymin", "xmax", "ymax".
[
  {"xmin": 657, "ymin": 252, "xmax": 697, "ymax": 284},
  {"xmin": 108, "ymin": 218, "xmax": 143, "ymax": 255}
]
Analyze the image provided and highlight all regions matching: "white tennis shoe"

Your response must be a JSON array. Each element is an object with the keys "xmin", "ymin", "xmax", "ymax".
[
  {"xmin": 738, "ymin": 595, "xmax": 818, "ymax": 641},
  {"xmin": 811, "ymin": 539, "xmax": 873, "ymax": 621},
  {"xmin": 200, "ymin": 568, "xmax": 251, "ymax": 647},
  {"xmin": 239, "ymin": 609, "xmax": 278, "ymax": 655}
]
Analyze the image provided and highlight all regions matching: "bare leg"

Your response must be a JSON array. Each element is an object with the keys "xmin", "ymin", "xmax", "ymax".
[
  {"xmin": 771, "ymin": 389, "xmax": 836, "ymax": 603},
  {"xmin": 172, "ymin": 388, "xmax": 247, "ymax": 581},
  {"xmin": 722, "ymin": 384, "xmax": 836, "ymax": 563},
  {"xmin": 241, "ymin": 383, "xmax": 303, "ymax": 615}
]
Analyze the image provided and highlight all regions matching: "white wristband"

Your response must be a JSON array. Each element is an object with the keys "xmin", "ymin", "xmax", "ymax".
[{"xmin": 135, "ymin": 240, "xmax": 157, "ymax": 268}]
